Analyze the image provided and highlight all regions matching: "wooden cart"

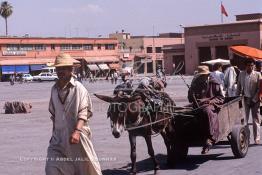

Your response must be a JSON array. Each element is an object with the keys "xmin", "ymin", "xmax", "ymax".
[{"xmin": 171, "ymin": 96, "xmax": 249, "ymax": 161}]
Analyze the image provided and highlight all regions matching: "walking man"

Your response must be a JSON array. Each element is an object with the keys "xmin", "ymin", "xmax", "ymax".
[
  {"xmin": 237, "ymin": 59, "xmax": 261, "ymax": 145},
  {"xmin": 224, "ymin": 59, "xmax": 239, "ymax": 97},
  {"xmin": 45, "ymin": 53, "xmax": 102, "ymax": 175}
]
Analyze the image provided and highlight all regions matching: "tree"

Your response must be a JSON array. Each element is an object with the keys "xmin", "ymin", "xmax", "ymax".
[{"xmin": 0, "ymin": 1, "xmax": 13, "ymax": 36}]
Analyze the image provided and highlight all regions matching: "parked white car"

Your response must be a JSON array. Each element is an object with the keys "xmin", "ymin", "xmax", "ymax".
[
  {"xmin": 33, "ymin": 73, "xmax": 58, "ymax": 82},
  {"xmin": 22, "ymin": 74, "xmax": 33, "ymax": 81}
]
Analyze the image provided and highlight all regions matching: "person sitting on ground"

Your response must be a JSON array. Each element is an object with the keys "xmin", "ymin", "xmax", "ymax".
[{"xmin": 188, "ymin": 65, "xmax": 224, "ymax": 154}]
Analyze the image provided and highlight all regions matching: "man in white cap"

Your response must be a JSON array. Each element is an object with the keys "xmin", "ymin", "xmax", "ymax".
[{"xmin": 45, "ymin": 53, "xmax": 102, "ymax": 175}]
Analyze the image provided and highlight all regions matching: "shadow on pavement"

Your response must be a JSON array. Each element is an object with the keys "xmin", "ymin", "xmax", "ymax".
[
  {"xmin": 249, "ymin": 143, "xmax": 262, "ymax": 148},
  {"xmin": 102, "ymin": 153, "xmax": 235, "ymax": 174},
  {"xmin": 102, "ymin": 154, "xmax": 167, "ymax": 175},
  {"xmin": 102, "ymin": 169, "xmax": 129, "ymax": 175}
]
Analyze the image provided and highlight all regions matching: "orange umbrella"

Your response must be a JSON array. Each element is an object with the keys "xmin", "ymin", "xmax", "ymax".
[{"xmin": 230, "ymin": 46, "xmax": 262, "ymax": 60}]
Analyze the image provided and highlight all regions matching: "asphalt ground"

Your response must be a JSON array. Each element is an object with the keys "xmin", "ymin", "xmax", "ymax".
[{"xmin": 0, "ymin": 76, "xmax": 261, "ymax": 175}]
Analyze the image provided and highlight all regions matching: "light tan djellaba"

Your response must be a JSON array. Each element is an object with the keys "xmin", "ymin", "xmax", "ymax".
[{"xmin": 45, "ymin": 77, "xmax": 102, "ymax": 175}]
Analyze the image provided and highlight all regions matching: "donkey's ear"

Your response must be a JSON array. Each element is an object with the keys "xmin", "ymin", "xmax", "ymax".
[{"xmin": 94, "ymin": 94, "xmax": 114, "ymax": 103}]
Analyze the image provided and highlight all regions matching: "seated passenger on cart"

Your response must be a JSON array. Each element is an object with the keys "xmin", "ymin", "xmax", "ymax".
[{"xmin": 188, "ymin": 65, "xmax": 225, "ymax": 154}]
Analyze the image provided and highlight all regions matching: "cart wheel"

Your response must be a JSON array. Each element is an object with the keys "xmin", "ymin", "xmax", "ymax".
[
  {"xmin": 230, "ymin": 125, "xmax": 249, "ymax": 158},
  {"xmin": 173, "ymin": 141, "xmax": 188, "ymax": 162}
]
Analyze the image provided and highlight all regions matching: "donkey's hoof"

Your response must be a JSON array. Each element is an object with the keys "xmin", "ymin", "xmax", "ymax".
[
  {"xmin": 130, "ymin": 171, "xmax": 136, "ymax": 175},
  {"xmin": 154, "ymin": 164, "xmax": 160, "ymax": 170}
]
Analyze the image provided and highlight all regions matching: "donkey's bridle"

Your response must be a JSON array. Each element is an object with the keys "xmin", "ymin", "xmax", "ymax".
[{"xmin": 109, "ymin": 102, "xmax": 144, "ymax": 131}]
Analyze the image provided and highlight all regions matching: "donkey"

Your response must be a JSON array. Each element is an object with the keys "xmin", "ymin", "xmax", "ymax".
[{"xmin": 95, "ymin": 92, "xmax": 175, "ymax": 174}]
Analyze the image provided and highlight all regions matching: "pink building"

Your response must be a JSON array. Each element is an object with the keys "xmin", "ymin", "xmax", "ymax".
[
  {"xmin": 110, "ymin": 32, "xmax": 183, "ymax": 75},
  {"xmin": 162, "ymin": 44, "xmax": 185, "ymax": 75},
  {"xmin": 163, "ymin": 13, "xmax": 262, "ymax": 75},
  {"xmin": 0, "ymin": 37, "xmax": 119, "ymax": 80}
]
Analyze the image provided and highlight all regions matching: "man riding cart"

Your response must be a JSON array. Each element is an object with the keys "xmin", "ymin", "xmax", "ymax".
[
  {"xmin": 170, "ymin": 65, "xmax": 249, "ymax": 161},
  {"xmin": 187, "ymin": 65, "xmax": 225, "ymax": 154}
]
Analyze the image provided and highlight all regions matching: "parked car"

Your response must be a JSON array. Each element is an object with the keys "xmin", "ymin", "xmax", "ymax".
[
  {"xmin": 33, "ymin": 73, "xmax": 58, "ymax": 82},
  {"xmin": 15, "ymin": 74, "xmax": 33, "ymax": 82},
  {"xmin": 22, "ymin": 74, "xmax": 33, "ymax": 82}
]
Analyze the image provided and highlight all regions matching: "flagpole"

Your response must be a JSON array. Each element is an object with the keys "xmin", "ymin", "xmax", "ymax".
[{"xmin": 221, "ymin": 1, "xmax": 223, "ymax": 23}]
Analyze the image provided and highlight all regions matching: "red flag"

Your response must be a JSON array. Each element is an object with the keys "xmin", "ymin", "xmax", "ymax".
[{"xmin": 221, "ymin": 3, "xmax": 228, "ymax": 17}]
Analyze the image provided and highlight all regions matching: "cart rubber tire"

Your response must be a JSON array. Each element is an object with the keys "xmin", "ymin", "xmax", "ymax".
[
  {"xmin": 230, "ymin": 125, "xmax": 249, "ymax": 158},
  {"xmin": 173, "ymin": 141, "xmax": 189, "ymax": 162}
]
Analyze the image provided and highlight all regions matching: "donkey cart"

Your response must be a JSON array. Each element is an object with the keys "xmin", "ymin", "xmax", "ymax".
[{"xmin": 170, "ymin": 96, "xmax": 249, "ymax": 161}]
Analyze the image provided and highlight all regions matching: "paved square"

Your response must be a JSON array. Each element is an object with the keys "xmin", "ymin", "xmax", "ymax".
[{"xmin": 0, "ymin": 77, "xmax": 261, "ymax": 175}]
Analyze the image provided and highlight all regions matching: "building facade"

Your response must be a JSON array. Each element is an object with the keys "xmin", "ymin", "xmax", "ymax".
[
  {"xmin": 0, "ymin": 37, "xmax": 119, "ymax": 80},
  {"xmin": 110, "ymin": 32, "xmax": 183, "ymax": 75},
  {"xmin": 184, "ymin": 13, "xmax": 262, "ymax": 74},
  {"xmin": 162, "ymin": 44, "xmax": 185, "ymax": 75},
  {"xmin": 163, "ymin": 13, "xmax": 262, "ymax": 75}
]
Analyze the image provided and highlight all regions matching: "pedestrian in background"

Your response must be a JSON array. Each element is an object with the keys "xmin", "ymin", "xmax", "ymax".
[
  {"xmin": 45, "ymin": 53, "xmax": 102, "ymax": 175},
  {"xmin": 210, "ymin": 63, "xmax": 224, "ymax": 86},
  {"xmin": 210, "ymin": 62, "xmax": 225, "ymax": 96},
  {"xmin": 9, "ymin": 74, "xmax": 15, "ymax": 85},
  {"xmin": 114, "ymin": 71, "xmax": 118, "ymax": 84},
  {"xmin": 237, "ymin": 59, "xmax": 261, "ymax": 145},
  {"xmin": 224, "ymin": 60, "xmax": 239, "ymax": 97},
  {"xmin": 255, "ymin": 61, "xmax": 262, "ymax": 126}
]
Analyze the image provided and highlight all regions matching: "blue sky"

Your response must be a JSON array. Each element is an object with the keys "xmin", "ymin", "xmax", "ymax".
[{"xmin": 0, "ymin": 0, "xmax": 261, "ymax": 37}]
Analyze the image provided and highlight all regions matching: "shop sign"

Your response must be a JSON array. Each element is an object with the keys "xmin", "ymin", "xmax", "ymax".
[
  {"xmin": 2, "ymin": 51, "xmax": 26, "ymax": 56},
  {"xmin": 202, "ymin": 33, "xmax": 240, "ymax": 41}
]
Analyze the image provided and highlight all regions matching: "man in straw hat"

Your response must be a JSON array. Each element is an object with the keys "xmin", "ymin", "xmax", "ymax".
[
  {"xmin": 45, "ymin": 53, "xmax": 102, "ymax": 175},
  {"xmin": 188, "ymin": 65, "xmax": 224, "ymax": 154}
]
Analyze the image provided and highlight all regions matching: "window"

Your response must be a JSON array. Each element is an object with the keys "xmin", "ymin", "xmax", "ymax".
[
  {"xmin": 7, "ymin": 44, "xmax": 46, "ymax": 51},
  {"xmin": 146, "ymin": 47, "xmax": 152, "ymax": 53},
  {"xmin": 60, "ymin": 44, "xmax": 71, "ymax": 50},
  {"xmin": 105, "ymin": 44, "xmax": 115, "ymax": 50},
  {"xmin": 97, "ymin": 44, "xmax": 102, "ymax": 50},
  {"xmin": 20, "ymin": 44, "xmax": 34, "ymax": 51},
  {"xmin": 198, "ymin": 47, "xmax": 211, "ymax": 64},
  {"xmin": 215, "ymin": 46, "xmax": 229, "ymax": 59},
  {"xmin": 6, "ymin": 44, "xmax": 19, "ymax": 51},
  {"xmin": 35, "ymin": 44, "xmax": 46, "ymax": 51},
  {"xmin": 51, "ymin": 44, "xmax": 55, "ymax": 50},
  {"xmin": 83, "ymin": 44, "xmax": 93, "ymax": 50},
  {"xmin": 156, "ymin": 47, "xmax": 162, "ymax": 53},
  {"xmin": 147, "ymin": 61, "xmax": 153, "ymax": 73},
  {"xmin": 72, "ymin": 44, "xmax": 82, "ymax": 50}
]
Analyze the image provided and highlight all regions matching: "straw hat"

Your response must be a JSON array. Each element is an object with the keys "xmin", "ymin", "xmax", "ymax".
[
  {"xmin": 197, "ymin": 65, "xmax": 210, "ymax": 75},
  {"xmin": 54, "ymin": 53, "xmax": 77, "ymax": 67}
]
